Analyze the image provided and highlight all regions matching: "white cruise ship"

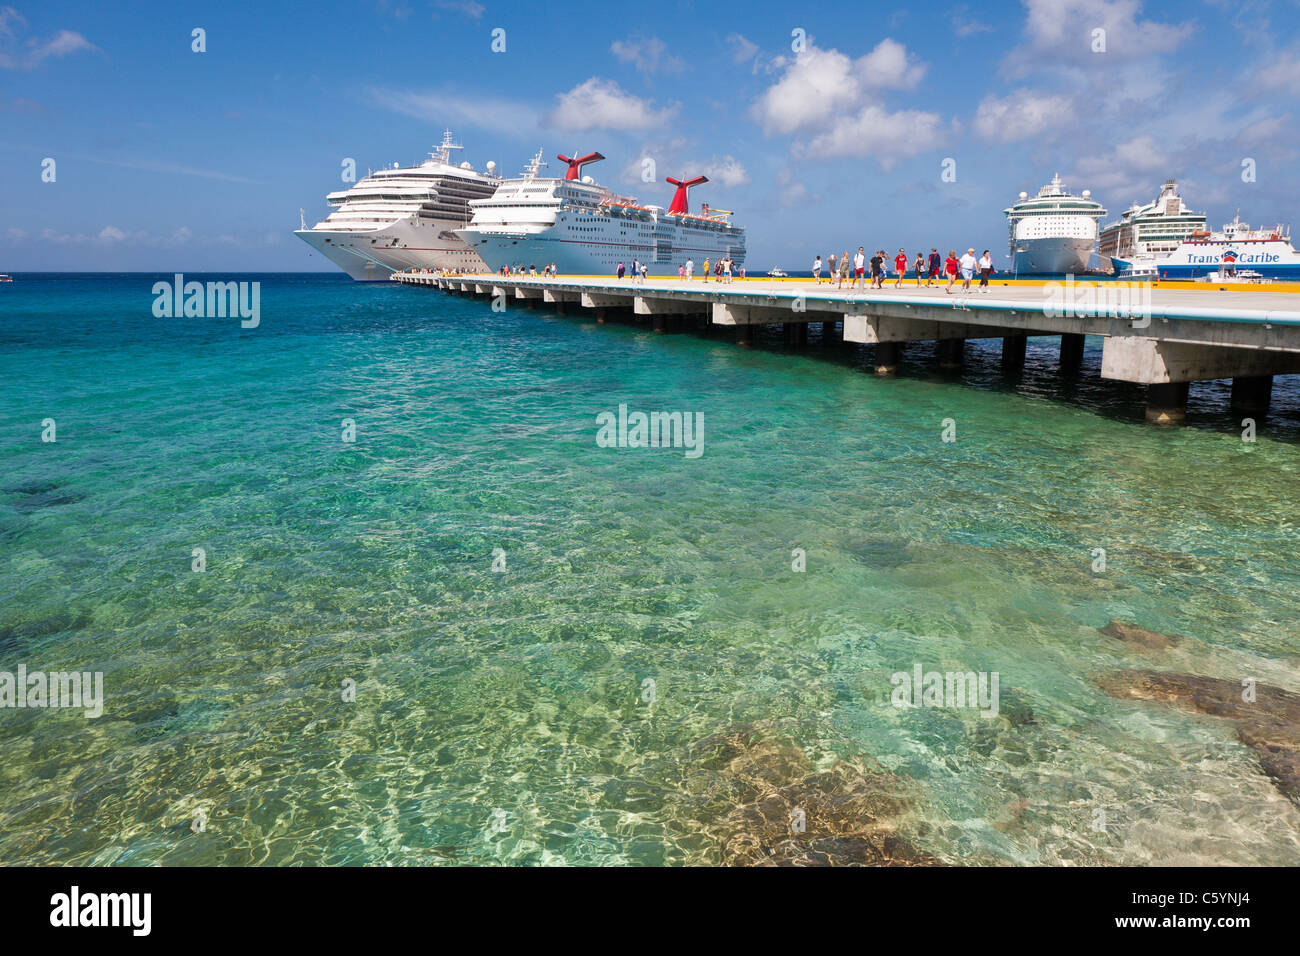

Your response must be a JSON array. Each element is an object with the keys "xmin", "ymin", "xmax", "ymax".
[
  {"xmin": 1004, "ymin": 174, "xmax": 1106, "ymax": 275},
  {"xmin": 455, "ymin": 149, "xmax": 745, "ymax": 276},
  {"xmin": 295, "ymin": 130, "xmax": 501, "ymax": 281},
  {"xmin": 1097, "ymin": 179, "xmax": 1207, "ymax": 272}
]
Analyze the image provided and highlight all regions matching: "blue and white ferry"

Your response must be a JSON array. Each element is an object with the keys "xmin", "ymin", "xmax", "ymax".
[{"xmin": 1113, "ymin": 216, "xmax": 1300, "ymax": 280}]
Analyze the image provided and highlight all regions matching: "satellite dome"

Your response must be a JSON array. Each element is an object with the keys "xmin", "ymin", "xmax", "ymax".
[
  {"xmin": 1019, "ymin": 191, "xmax": 1028, "ymax": 200},
  {"xmin": 486, "ymin": 160, "xmax": 496, "ymax": 172},
  {"xmin": 1082, "ymin": 189, "xmax": 1091, "ymax": 198},
  {"xmin": 460, "ymin": 161, "xmax": 472, "ymax": 169},
  {"xmin": 581, "ymin": 175, "xmax": 594, "ymax": 184}
]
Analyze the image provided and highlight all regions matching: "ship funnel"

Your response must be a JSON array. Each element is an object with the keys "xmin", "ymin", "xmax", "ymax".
[
  {"xmin": 666, "ymin": 175, "xmax": 708, "ymax": 215},
  {"xmin": 557, "ymin": 151, "xmax": 605, "ymax": 180}
]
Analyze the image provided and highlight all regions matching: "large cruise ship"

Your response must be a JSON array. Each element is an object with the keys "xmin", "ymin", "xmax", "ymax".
[
  {"xmin": 295, "ymin": 131, "xmax": 501, "ymax": 281},
  {"xmin": 455, "ymin": 150, "xmax": 745, "ymax": 276},
  {"xmin": 1097, "ymin": 179, "xmax": 1207, "ymax": 272},
  {"xmin": 1004, "ymin": 174, "xmax": 1106, "ymax": 275}
]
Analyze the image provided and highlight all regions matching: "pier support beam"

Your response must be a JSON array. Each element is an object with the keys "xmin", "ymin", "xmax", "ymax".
[
  {"xmin": 652, "ymin": 315, "xmax": 667, "ymax": 334},
  {"xmin": 738, "ymin": 323, "xmax": 755, "ymax": 347},
  {"xmin": 1230, "ymin": 375, "xmax": 1273, "ymax": 416},
  {"xmin": 843, "ymin": 314, "xmax": 983, "ymax": 346},
  {"xmin": 1102, "ymin": 336, "xmax": 1300, "ymax": 385},
  {"xmin": 1001, "ymin": 334, "xmax": 1027, "ymax": 372},
  {"xmin": 1060, "ymin": 332, "xmax": 1085, "ymax": 371},
  {"xmin": 1146, "ymin": 382, "xmax": 1190, "ymax": 425},
  {"xmin": 875, "ymin": 342, "xmax": 901, "ymax": 376},
  {"xmin": 823, "ymin": 319, "xmax": 839, "ymax": 344},
  {"xmin": 937, "ymin": 338, "xmax": 966, "ymax": 370}
]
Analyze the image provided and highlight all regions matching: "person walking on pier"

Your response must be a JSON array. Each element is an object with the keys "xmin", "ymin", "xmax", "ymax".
[
  {"xmin": 894, "ymin": 248, "xmax": 908, "ymax": 288},
  {"xmin": 839, "ymin": 250, "xmax": 851, "ymax": 289},
  {"xmin": 914, "ymin": 252, "xmax": 925, "ymax": 285},
  {"xmin": 828, "ymin": 252, "xmax": 839, "ymax": 286},
  {"xmin": 869, "ymin": 250, "xmax": 885, "ymax": 289},
  {"xmin": 686, "ymin": 257, "xmax": 695, "ymax": 280},
  {"xmin": 944, "ymin": 250, "xmax": 959, "ymax": 293},
  {"xmin": 978, "ymin": 249, "xmax": 994, "ymax": 291},
  {"xmin": 722, "ymin": 257, "xmax": 733, "ymax": 283},
  {"xmin": 617, "ymin": 261, "xmax": 626, "ymax": 280},
  {"xmin": 702, "ymin": 258, "xmax": 711, "ymax": 282},
  {"xmin": 927, "ymin": 248, "xmax": 941, "ymax": 287},
  {"xmin": 959, "ymin": 248, "xmax": 977, "ymax": 292},
  {"xmin": 813, "ymin": 255, "xmax": 823, "ymax": 284},
  {"xmin": 853, "ymin": 247, "xmax": 866, "ymax": 290}
]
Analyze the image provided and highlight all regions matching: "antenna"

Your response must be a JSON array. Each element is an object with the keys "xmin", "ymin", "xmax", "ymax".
[
  {"xmin": 299, "ymin": 208, "xmax": 306, "ymax": 230},
  {"xmin": 557, "ymin": 151, "xmax": 604, "ymax": 180},
  {"xmin": 665, "ymin": 175, "xmax": 708, "ymax": 215}
]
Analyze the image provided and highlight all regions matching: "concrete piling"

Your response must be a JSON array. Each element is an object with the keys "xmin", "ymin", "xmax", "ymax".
[
  {"xmin": 1060, "ymin": 332, "xmax": 1085, "ymax": 371},
  {"xmin": 1146, "ymin": 382, "xmax": 1190, "ymax": 424},
  {"xmin": 1230, "ymin": 375, "xmax": 1273, "ymax": 416}
]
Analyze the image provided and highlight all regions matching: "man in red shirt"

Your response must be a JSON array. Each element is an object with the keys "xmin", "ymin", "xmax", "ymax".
[{"xmin": 894, "ymin": 249, "xmax": 908, "ymax": 288}]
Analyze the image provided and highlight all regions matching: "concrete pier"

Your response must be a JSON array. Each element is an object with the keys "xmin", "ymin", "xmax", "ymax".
[{"xmin": 395, "ymin": 273, "xmax": 1300, "ymax": 425}]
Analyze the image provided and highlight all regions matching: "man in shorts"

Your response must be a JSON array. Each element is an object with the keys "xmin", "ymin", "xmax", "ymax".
[
  {"xmin": 927, "ymin": 248, "xmax": 941, "ymax": 288},
  {"xmin": 853, "ymin": 247, "xmax": 866, "ymax": 290}
]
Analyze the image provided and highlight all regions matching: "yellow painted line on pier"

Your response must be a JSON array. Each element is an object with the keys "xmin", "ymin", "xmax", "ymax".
[{"xmin": 423, "ymin": 273, "xmax": 1300, "ymax": 295}]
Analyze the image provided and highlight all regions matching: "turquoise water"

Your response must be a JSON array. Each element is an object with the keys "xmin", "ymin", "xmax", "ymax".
[{"xmin": 2, "ymin": 273, "xmax": 1299, "ymax": 866}]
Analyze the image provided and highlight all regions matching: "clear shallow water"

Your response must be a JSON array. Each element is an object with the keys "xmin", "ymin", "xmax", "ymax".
[{"xmin": 1, "ymin": 273, "xmax": 1299, "ymax": 866}]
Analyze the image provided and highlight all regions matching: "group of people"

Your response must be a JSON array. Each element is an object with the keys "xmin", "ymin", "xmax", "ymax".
[
  {"xmin": 814, "ymin": 247, "xmax": 996, "ymax": 293},
  {"xmin": 616, "ymin": 259, "xmax": 651, "ymax": 282},
  {"xmin": 499, "ymin": 263, "xmax": 559, "ymax": 277}
]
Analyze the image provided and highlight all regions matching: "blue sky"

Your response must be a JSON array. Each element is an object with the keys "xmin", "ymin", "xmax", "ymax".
[{"xmin": 4, "ymin": 0, "xmax": 1299, "ymax": 270}]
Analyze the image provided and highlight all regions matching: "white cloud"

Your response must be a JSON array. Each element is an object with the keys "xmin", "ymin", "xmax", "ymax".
[
  {"xmin": 0, "ymin": 10, "xmax": 99, "ymax": 70},
  {"xmin": 1007, "ymin": 0, "xmax": 1192, "ymax": 72},
  {"xmin": 694, "ymin": 156, "xmax": 750, "ymax": 187},
  {"xmin": 752, "ymin": 41, "xmax": 927, "ymax": 137},
  {"xmin": 973, "ymin": 89, "xmax": 1076, "ymax": 142},
  {"xmin": 1257, "ymin": 50, "xmax": 1300, "ymax": 94},
  {"xmin": 796, "ymin": 105, "xmax": 946, "ymax": 168},
  {"xmin": 98, "ymin": 225, "xmax": 126, "ymax": 242},
  {"xmin": 547, "ymin": 77, "xmax": 677, "ymax": 132},
  {"xmin": 432, "ymin": 0, "xmax": 485, "ymax": 18},
  {"xmin": 365, "ymin": 84, "xmax": 537, "ymax": 136},
  {"xmin": 726, "ymin": 33, "xmax": 758, "ymax": 64},
  {"xmin": 610, "ymin": 35, "xmax": 686, "ymax": 75}
]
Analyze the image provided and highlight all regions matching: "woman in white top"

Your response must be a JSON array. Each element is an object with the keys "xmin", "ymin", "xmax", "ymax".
[
  {"xmin": 978, "ymin": 250, "xmax": 994, "ymax": 291},
  {"xmin": 813, "ymin": 255, "xmax": 823, "ymax": 284}
]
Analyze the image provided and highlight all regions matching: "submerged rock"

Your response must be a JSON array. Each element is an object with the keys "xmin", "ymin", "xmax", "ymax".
[
  {"xmin": 1100, "ymin": 621, "xmax": 1184, "ymax": 651},
  {"xmin": 688, "ymin": 728, "xmax": 936, "ymax": 866},
  {"xmin": 1096, "ymin": 669, "xmax": 1300, "ymax": 804}
]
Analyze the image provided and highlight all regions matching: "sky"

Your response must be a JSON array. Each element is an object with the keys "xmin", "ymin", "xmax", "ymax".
[{"xmin": 3, "ymin": 0, "xmax": 1299, "ymax": 271}]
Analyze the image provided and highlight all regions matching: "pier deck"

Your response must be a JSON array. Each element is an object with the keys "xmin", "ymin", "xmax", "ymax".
[{"xmin": 393, "ymin": 272, "xmax": 1300, "ymax": 423}]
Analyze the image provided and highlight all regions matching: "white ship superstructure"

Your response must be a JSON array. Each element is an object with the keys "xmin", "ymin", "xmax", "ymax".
[
  {"xmin": 1098, "ymin": 179, "xmax": 1207, "ymax": 272},
  {"xmin": 1112, "ymin": 215, "xmax": 1300, "ymax": 280},
  {"xmin": 295, "ymin": 130, "xmax": 501, "ymax": 281},
  {"xmin": 1004, "ymin": 174, "xmax": 1106, "ymax": 275},
  {"xmin": 455, "ymin": 150, "xmax": 745, "ymax": 276}
]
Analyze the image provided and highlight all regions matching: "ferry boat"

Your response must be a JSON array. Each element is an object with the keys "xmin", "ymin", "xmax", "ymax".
[
  {"xmin": 295, "ymin": 130, "xmax": 501, "ymax": 281},
  {"xmin": 1097, "ymin": 180, "xmax": 1207, "ymax": 273},
  {"xmin": 455, "ymin": 149, "xmax": 745, "ymax": 276},
  {"xmin": 0, "ymin": 274, "xmax": 12, "ymax": 282},
  {"xmin": 1004, "ymin": 174, "xmax": 1106, "ymax": 275},
  {"xmin": 1112, "ymin": 215, "xmax": 1300, "ymax": 280}
]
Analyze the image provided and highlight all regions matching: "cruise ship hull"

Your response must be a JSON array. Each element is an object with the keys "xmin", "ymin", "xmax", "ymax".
[
  {"xmin": 1011, "ymin": 237, "xmax": 1094, "ymax": 275},
  {"xmin": 296, "ymin": 220, "xmax": 488, "ymax": 281},
  {"xmin": 456, "ymin": 229, "xmax": 744, "ymax": 277}
]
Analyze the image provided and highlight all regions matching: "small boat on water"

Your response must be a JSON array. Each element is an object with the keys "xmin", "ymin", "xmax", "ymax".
[
  {"xmin": 0, "ymin": 274, "xmax": 12, "ymax": 282},
  {"xmin": 767, "ymin": 269, "xmax": 788, "ymax": 277}
]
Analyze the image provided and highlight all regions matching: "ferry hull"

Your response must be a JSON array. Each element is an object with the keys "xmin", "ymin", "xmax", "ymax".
[
  {"xmin": 457, "ymin": 229, "xmax": 745, "ymax": 277},
  {"xmin": 1011, "ymin": 237, "xmax": 1094, "ymax": 275}
]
